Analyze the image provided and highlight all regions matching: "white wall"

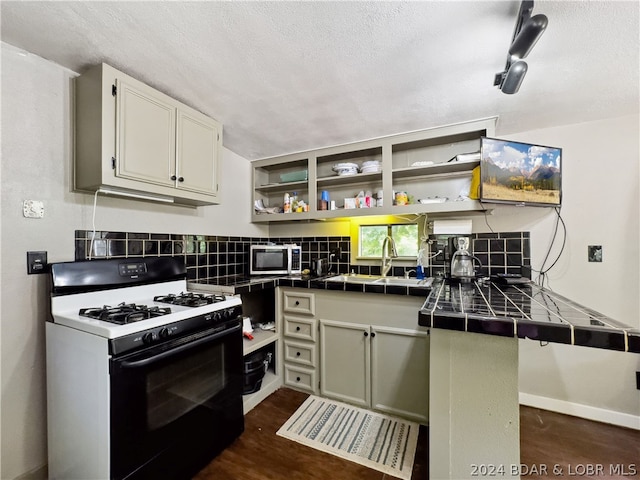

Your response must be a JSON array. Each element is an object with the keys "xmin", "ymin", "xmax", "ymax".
[
  {"xmin": 488, "ymin": 116, "xmax": 640, "ymax": 428},
  {"xmin": 0, "ymin": 43, "xmax": 266, "ymax": 479}
]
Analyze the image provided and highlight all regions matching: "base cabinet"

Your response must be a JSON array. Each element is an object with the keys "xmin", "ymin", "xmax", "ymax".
[
  {"xmin": 277, "ymin": 288, "xmax": 429, "ymax": 423},
  {"xmin": 320, "ymin": 319, "xmax": 429, "ymax": 424},
  {"xmin": 279, "ymin": 290, "xmax": 319, "ymax": 395},
  {"xmin": 371, "ymin": 326, "xmax": 429, "ymax": 423},
  {"xmin": 319, "ymin": 320, "xmax": 370, "ymax": 408}
]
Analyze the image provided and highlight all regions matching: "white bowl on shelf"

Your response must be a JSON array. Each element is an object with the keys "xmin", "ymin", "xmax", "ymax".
[{"xmin": 332, "ymin": 162, "xmax": 359, "ymax": 176}]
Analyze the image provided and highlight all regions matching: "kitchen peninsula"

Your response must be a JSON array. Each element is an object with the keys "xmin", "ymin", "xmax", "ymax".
[{"xmin": 191, "ymin": 274, "xmax": 639, "ymax": 480}]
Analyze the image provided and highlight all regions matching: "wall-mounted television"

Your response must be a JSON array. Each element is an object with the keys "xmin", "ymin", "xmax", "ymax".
[{"xmin": 480, "ymin": 137, "xmax": 562, "ymax": 207}]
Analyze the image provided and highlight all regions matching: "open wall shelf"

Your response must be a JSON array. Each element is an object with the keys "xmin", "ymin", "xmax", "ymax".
[{"xmin": 251, "ymin": 117, "xmax": 496, "ymax": 223}]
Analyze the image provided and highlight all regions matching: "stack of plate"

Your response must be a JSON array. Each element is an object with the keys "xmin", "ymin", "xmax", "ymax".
[
  {"xmin": 332, "ymin": 162, "xmax": 359, "ymax": 176},
  {"xmin": 361, "ymin": 160, "xmax": 381, "ymax": 174}
]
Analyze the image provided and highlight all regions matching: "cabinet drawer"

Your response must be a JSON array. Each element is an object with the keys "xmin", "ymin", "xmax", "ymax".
[
  {"xmin": 284, "ymin": 316, "xmax": 317, "ymax": 342},
  {"xmin": 284, "ymin": 364, "xmax": 316, "ymax": 394},
  {"xmin": 283, "ymin": 291, "xmax": 315, "ymax": 316},
  {"xmin": 284, "ymin": 340, "xmax": 316, "ymax": 368}
]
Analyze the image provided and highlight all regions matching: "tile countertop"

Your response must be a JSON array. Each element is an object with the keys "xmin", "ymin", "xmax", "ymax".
[
  {"xmin": 188, "ymin": 275, "xmax": 639, "ymax": 353},
  {"xmin": 419, "ymin": 278, "xmax": 640, "ymax": 353},
  {"xmin": 188, "ymin": 274, "xmax": 431, "ymax": 296}
]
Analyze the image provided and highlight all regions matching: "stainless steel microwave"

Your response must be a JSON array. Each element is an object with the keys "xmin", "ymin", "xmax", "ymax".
[{"xmin": 249, "ymin": 244, "xmax": 302, "ymax": 275}]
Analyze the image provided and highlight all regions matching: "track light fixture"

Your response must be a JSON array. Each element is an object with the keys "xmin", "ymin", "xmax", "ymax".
[{"xmin": 494, "ymin": 0, "xmax": 548, "ymax": 94}]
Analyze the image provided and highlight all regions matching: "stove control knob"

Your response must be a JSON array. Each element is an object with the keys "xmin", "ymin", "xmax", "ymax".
[
  {"xmin": 213, "ymin": 312, "xmax": 222, "ymax": 322},
  {"xmin": 159, "ymin": 328, "xmax": 170, "ymax": 339},
  {"xmin": 223, "ymin": 309, "xmax": 231, "ymax": 319},
  {"xmin": 142, "ymin": 332, "xmax": 155, "ymax": 344}
]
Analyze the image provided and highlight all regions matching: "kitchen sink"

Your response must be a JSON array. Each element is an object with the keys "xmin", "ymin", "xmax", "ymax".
[
  {"xmin": 374, "ymin": 277, "xmax": 433, "ymax": 287},
  {"xmin": 324, "ymin": 275, "xmax": 432, "ymax": 287},
  {"xmin": 324, "ymin": 274, "xmax": 381, "ymax": 284}
]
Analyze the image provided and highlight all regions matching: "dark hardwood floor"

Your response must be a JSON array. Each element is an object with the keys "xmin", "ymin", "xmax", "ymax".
[
  {"xmin": 194, "ymin": 388, "xmax": 639, "ymax": 480},
  {"xmin": 520, "ymin": 406, "xmax": 639, "ymax": 479}
]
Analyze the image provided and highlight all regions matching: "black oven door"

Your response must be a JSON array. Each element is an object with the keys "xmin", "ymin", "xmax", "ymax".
[{"xmin": 109, "ymin": 320, "xmax": 244, "ymax": 480}]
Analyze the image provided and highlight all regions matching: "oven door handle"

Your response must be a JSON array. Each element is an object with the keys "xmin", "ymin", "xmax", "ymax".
[{"xmin": 118, "ymin": 323, "xmax": 241, "ymax": 369}]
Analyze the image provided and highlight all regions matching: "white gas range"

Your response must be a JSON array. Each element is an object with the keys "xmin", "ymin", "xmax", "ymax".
[{"xmin": 47, "ymin": 257, "xmax": 245, "ymax": 480}]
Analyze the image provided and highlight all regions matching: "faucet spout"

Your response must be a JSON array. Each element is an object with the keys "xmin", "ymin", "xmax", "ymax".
[{"xmin": 381, "ymin": 236, "xmax": 398, "ymax": 277}]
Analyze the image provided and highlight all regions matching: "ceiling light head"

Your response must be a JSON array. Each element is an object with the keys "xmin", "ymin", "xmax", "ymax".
[
  {"xmin": 494, "ymin": 0, "xmax": 547, "ymax": 94},
  {"xmin": 501, "ymin": 61, "xmax": 528, "ymax": 94},
  {"xmin": 508, "ymin": 13, "xmax": 548, "ymax": 59}
]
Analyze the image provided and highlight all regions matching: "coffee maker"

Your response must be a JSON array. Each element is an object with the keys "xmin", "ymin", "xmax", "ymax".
[{"xmin": 448, "ymin": 236, "xmax": 482, "ymax": 281}]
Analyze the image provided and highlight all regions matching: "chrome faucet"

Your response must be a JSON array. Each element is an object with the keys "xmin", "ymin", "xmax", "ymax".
[{"xmin": 381, "ymin": 236, "xmax": 398, "ymax": 277}]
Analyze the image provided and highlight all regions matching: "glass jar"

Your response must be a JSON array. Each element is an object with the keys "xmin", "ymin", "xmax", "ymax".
[{"xmin": 395, "ymin": 191, "xmax": 408, "ymax": 206}]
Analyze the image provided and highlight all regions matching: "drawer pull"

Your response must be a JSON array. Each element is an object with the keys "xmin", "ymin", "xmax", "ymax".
[
  {"xmin": 296, "ymin": 326, "xmax": 301, "ymax": 331},
  {"xmin": 296, "ymin": 376, "xmax": 301, "ymax": 382},
  {"xmin": 296, "ymin": 351, "xmax": 301, "ymax": 356},
  {"xmin": 295, "ymin": 300, "xmax": 300, "ymax": 306}
]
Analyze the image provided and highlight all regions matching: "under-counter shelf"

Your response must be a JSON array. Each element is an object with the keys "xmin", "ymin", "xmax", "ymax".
[
  {"xmin": 243, "ymin": 370, "xmax": 280, "ymax": 414},
  {"xmin": 243, "ymin": 328, "xmax": 277, "ymax": 356}
]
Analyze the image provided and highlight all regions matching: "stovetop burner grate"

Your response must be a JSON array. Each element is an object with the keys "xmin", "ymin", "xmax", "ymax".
[
  {"xmin": 153, "ymin": 292, "xmax": 226, "ymax": 307},
  {"xmin": 79, "ymin": 303, "xmax": 172, "ymax": 325}
]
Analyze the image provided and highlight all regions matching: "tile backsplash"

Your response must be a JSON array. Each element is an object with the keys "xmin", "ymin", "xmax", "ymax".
[
  {"xmin": 426, "ymin": 232, "xmax": 531, "ymax": 278},
  {"xmin": 75, "ymin": 230, "xmax": 530, "ymax": 282},
  {"xmin": 75, "ymin": 231, "xmax": 351, "ymax": 281}
]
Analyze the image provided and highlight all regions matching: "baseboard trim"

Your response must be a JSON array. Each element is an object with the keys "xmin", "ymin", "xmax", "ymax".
[
  {"xmin": 14, "ymin": 464, "xmax": 47, "ymax": 480},
  {"xmin": 519, "ymin": 392, "xmax": 640, "ymax": 430}
]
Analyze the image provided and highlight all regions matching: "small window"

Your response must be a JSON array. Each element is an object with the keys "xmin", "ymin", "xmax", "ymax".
[{"xmin": 359, "ymin": 224, "xmax": 419, "ymax": 258}]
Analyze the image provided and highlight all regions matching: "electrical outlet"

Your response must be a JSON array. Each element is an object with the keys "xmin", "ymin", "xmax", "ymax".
[
  {"xmin": 23, "ymin": 200, "xmax": 44, "ymax": 218},
  {"xmin": 27, "ymin": 251, "xmax": 48, "ymax": 274},
  {"xmin": 588, "ymin": 245, "xmax": 602, "ymax": 262}
]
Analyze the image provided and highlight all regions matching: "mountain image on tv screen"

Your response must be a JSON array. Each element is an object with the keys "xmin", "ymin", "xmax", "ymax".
[{"xmin": 480, "ymin": 137, "xmax": 562, "ymax": 206}]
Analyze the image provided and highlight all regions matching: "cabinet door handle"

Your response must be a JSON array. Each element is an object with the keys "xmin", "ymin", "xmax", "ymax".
[
  {"xmin": 178, "ymin": 176, "xmax": 184, "ymax": 182},
  {"xmin": 371, "ymin": 332, "xmax": 376, "ymax": 338},
  {"xmin": 171, "ymin": 175, "xmax": 177, "ymax": 181},
  {"xmin": 364, "ymin": 331, "xmax": 369, "ymax": 337}
]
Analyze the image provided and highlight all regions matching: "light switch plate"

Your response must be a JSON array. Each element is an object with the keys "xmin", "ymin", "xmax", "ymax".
[
  {"xmin": 27, "ymin": 251, "xmax": 48, "ymax": 274},
  {"xmin": 23, "ymin": 200, "xmax": 44, "ymax": 218},
  {"xmin": 588, "ymin": 245, "xmax": 602, "ymax": 262}
]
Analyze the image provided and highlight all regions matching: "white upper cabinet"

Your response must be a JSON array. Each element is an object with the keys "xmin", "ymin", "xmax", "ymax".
[
  {"xmin": 116, "ymin": 79, "xmax": 176, "ymax": 188},
  {"xmin": 176, "ymin": 108, "xmax": 220, "ymax": 196},
  {"xmin": 75, "ymin": 63, "xmax": 221, "ymax": 206}
]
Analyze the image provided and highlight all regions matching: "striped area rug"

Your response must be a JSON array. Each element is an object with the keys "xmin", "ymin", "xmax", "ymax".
[{"xmin": 276, "ymin": 395, "xmax": 419, "ymax": 480}]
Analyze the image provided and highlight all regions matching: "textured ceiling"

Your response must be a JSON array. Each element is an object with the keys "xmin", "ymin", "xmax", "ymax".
[{"xmin": 1, "ymin": 1, "xmax": 638, "ymax": 160}]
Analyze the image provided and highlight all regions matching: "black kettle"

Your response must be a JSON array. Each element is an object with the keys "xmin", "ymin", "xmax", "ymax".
[{"xmin": 311, "ymin": 258, "xmax": 329, "ymax": 277}]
